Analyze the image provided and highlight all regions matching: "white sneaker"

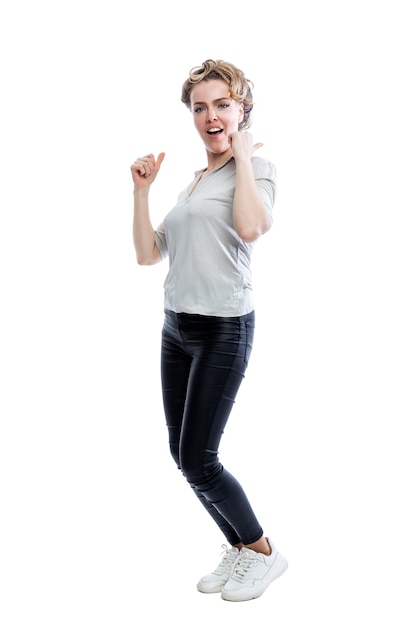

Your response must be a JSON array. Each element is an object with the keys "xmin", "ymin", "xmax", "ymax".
[
  {"xmin": 221, "ymin": 539, "xmax": 288, "ymax": 602},
  {"xmin": 197, "ymin": 545, "xmax": 240, "ymax": 593}
]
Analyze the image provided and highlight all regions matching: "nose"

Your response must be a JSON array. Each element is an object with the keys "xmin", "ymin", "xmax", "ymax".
[{"xmin": 207, "ymin": 108, "xmax": 218, "ymax": 122}]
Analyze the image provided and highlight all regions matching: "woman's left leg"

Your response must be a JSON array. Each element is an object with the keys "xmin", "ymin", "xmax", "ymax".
[{"xmin": 177, "ymin": 311, "xmax": 264, "ymax": 546}]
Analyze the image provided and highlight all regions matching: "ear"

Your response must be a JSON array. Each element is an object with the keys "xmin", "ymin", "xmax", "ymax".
[{"xmin": 238, "ymin": 103, "xmax": 244, "ymax": 123}]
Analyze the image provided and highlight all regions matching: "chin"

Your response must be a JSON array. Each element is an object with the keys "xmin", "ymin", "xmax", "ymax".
[{"xmin": 208, "ymin": 145, "xmax": 229, "ymax": 154}]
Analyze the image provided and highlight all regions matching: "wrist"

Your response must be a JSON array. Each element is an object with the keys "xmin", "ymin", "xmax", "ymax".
[
  {"xmin": 233, "ymin": 155, "xmax": 252, "ymax": 166},
  {"xmin": 133, "ymin": 186, "xmax": 149, "ymax": 197}
]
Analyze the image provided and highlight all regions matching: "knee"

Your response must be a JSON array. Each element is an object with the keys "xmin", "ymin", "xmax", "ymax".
[
  {"xmin": 169, "ymin": 445, "xmax": 203, "ymax": 483},
  {"xmin": 169, "ymin": 443, "xmax": 181, "ymax": 470},
  {"xmin": 180, "ymin": 451, "xmax": 221, "ymax": 489}
]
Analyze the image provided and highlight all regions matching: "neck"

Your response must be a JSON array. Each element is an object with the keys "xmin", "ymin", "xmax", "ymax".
[{"xmin": 206, "ymin": 149, "xmax": 233, "ymax": 173}]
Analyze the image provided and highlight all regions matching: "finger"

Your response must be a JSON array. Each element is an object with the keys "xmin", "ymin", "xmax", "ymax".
[
  {"xmin": 131, "ymin": 153, "xmax": 164, "ymax": 179},
  {"xmin": 141, "ymin": 156, "xmax": 157, "ymax": 177},
  {"xmin": 156, "ymin": 152, "xmax": 166, "ymax": 167},
  {"xmin": 131, "ymin": 161, "xmax": 149, "ymax": 177},
  {"xmin": 252, "ymin": 142, "xmax": 264, "ymax": 153}
]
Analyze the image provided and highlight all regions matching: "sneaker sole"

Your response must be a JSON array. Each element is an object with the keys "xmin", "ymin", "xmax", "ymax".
[{"xmin": 197, "ymin": 582, "xmax": 224, "ymax": 594}]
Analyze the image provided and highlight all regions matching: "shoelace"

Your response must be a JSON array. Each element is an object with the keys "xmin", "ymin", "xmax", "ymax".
[
  {"xmin": 230, "ymin": 551, "xmax": 259, "ymax": 582},
  {"xmin": 213, "ymin": 545, "xmax": 238, "ymax": 574}
]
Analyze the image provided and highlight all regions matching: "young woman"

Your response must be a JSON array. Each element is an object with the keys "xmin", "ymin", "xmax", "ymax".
[{"xmin": 130, "ymin": 59, "xmax": 288, "ymax": 602}]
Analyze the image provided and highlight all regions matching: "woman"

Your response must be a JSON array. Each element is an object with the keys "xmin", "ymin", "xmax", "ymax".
[{"xmin": 130, "ymin": 59, "xmax": 287, "ymax": 602}]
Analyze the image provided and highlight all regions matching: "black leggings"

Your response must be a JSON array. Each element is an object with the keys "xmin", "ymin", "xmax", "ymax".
[{"xmin": 161, "ymin": 309, "xmax": 263, "ymax": 546}]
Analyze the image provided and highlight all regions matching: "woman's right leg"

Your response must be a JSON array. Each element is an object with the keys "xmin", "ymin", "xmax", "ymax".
[{"xmin": 161, "ymin": 311, "xmax": 242, "ymax": 545}]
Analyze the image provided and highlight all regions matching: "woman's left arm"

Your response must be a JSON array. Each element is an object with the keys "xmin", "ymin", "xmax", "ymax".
[{"xmin": 230, "ymin": 132, "xmax": 272, "ymax": 243}]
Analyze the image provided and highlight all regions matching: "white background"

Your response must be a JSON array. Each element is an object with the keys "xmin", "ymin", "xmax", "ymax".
[{"xmin": 1, "ymin": 1, "xmax": 416, "ymax": 624}]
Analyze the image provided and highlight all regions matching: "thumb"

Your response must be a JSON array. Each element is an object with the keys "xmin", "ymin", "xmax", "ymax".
[
  {"xmin": 156, "ymin": 152, "xmax": 166, "ymax": 167},
  {"xmin": 252, "ymin": 142, "xmax": 263, "ymax": 153}
]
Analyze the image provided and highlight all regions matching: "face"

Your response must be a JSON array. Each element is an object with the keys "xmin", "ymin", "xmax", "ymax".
[{"xmin": 190, "ymin": 79, "xmax": 244, "ymax": 155}]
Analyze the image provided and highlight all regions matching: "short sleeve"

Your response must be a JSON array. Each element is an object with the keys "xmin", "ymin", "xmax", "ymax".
[
  {"xmin": 155, "ymin": 220, "xmax": 168, "ymax": 259},
  {"xmin": 253, "ymin": 157, "xmax": 277, "ymax": 225}
]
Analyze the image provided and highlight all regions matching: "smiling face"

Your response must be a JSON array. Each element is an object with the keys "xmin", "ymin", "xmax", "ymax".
[{"xmin": 190, "ymin": 79, "xmax": 244, "ymax": 156}]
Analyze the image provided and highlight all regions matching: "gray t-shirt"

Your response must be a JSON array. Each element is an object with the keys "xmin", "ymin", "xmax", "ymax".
[{"xmin": 154, "ymin": 155, "xmax": 277, "ymax": 317}]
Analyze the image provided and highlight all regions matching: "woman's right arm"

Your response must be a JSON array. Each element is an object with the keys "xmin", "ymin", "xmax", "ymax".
[{"xmin": 131, "ymin": 152, "xmax": 165, "ymax": 265}]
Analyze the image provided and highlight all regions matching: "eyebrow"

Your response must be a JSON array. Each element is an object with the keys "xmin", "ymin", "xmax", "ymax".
[{"xmin": 192, "ymin": 97, "xmax": 231, "ymax": 106}]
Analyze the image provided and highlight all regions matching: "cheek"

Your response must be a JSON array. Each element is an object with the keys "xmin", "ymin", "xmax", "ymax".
[
  {"xmin": 229, "ymin": 114, "xmax": 241, "ymax": 130},
  {"xmin": 228, "ymin": 106, "xmax": 243, "ymax": 127},
  {"xmin": 193, "ymin": 114, "xmax": 205, "ymax": 128},
  {"xmin": 193, "ymin": 117, "xmax": 203, "ymax": 133}
]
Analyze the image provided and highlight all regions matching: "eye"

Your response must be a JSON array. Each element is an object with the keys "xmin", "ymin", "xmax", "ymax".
[
  {"xmin": 193, "ymin": 106, "xmax": 206, "ymax": 113},
  {"xmin": 219, "ymin": 103, "xmax": 230, "ymax": 109}
]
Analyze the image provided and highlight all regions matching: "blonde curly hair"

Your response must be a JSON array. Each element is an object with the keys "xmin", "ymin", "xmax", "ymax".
[{"xmin": 181, "ymin": 59, "xmax": 254, "ymax": 131}]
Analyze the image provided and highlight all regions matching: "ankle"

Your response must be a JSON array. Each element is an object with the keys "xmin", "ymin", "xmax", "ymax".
[{"xmin": 244, "ymin": 536, "xmax": 271, "ymax": 556}]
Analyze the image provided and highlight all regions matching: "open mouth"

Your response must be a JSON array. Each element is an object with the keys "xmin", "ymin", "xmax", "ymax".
[{"xmin": 207, "ymin": 128, "xmax": 223, "ymax": 135}]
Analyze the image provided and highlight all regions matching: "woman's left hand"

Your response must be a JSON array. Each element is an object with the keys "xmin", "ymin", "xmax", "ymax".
[{"xmin": 228, "ymin": 131, "xmax": 263, "ymax": 160}]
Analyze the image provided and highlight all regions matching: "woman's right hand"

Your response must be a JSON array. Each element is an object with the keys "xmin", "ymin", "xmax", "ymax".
[{"xmin": 131, "ymin": 152, "xmax": 165, "ymax": 189}]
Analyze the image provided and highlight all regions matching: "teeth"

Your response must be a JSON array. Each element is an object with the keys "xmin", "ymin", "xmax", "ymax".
[{"xmin": 208, "ymin": 128, "xmax": 222, "ymax": 133}]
